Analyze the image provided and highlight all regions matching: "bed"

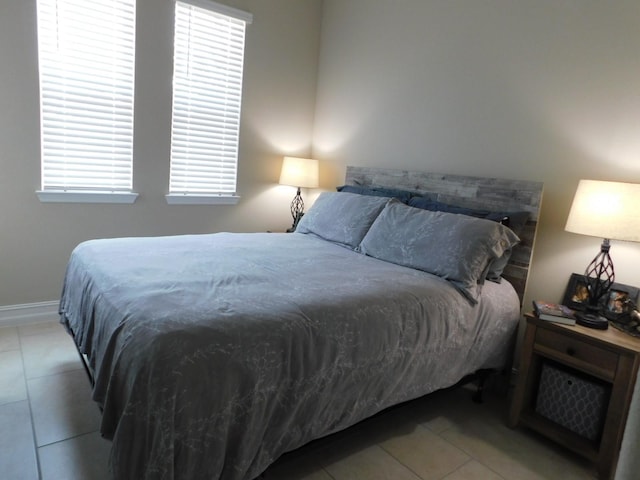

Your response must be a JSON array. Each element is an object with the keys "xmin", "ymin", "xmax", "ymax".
[{"xmin": 59, "ymin": 166, "xmax": 543, "ymax": 480}]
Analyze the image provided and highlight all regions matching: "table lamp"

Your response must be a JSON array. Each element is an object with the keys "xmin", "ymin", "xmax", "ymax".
[
  {"xmin": 565, "ymin": 179, "xmax": 640, "ymax": 329},
  {"xmin": 279, "ymin": 156, "xmax": 319, "ymax": 231}
]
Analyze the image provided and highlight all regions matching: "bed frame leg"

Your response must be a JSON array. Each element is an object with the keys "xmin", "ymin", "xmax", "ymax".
[
  {"xmin": 472, "ymin": 369, "xmax": 492, "ymax": 404},
  {"xmin": 64, "ymin": 324, "xmax": 96, "ymax": 388}
]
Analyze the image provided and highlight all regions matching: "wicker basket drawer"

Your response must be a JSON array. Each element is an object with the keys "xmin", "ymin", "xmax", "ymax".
[{"xmin": 535, "ymin": 362, "xmax": 609, "ymax": 442}]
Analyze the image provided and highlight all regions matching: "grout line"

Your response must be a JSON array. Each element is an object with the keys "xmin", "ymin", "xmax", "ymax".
[
  {"xmin": 37, "ymin": 428, "xmax": 106, "ymax": 449},
  {"xmin": 18, "ymin": 325, "xmax": 68, "ymax": 340},
  {"xmin": 19, "ymin": 325, "xmax": 84, "ymax": 382},
  {"xmin": 321, "ymin": 467, "xmax": 337, "ymax": 479},
  {"xmin": 481, "ymin": 461, "xmax": 508, "ymax": 480},
  {"xmin": 18, "ymin": 330, "xmax": 43, "ymax": 480},
  {"xmin": 0, "ymin": 348, "xmax": 21, "ymax": 354},
  {"xmin": 446, "ymin": 457, "xmax": 508, "ymax": 480},
  {"xmin": 0, "ymin": 399, "xmax": 31, "ymax": 410},
  {"xmin": 440, "ymin": 458, "xmax": 473, "ymax": 480},
  {"xmin": 24, "ymin": 365, "xmax": 85, "ymax": 382},
  {"xmin": 376, "ymin": 436, "xmax": 464, "ymax": 480}
]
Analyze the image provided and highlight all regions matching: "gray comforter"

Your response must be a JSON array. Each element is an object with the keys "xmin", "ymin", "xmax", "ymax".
[{"xmin": 60, "ymin": 232, "xmax": 520, "ymax": 480}]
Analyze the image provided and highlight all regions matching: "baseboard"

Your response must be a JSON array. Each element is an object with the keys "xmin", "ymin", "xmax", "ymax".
[{"xmin": 0, "ymin": 301, "xmax": 59, "ymax": 328}]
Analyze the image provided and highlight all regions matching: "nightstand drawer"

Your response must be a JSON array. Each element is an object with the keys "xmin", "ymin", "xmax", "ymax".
[{"xmin": 535, "ymin": 328, "xmax": 618, "ymax": 378}]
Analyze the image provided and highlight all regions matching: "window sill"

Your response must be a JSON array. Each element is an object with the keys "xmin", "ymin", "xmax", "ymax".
[
  {"xmin": 165, "ymin": 194, "xmax": 240, "ymax": 205},
  {"xmin": 36, "ymin": 190, "xmax": 139, "ymax": 204}
]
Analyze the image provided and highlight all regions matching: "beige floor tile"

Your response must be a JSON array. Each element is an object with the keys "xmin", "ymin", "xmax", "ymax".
[
  {"xmin": 323, "ymin": 444, "xmax": 421, "ymax": 480},
  {"xmin": 21, "ymin": 328, "xmax": 81, "ymax": 379},
  {"xmin": 39, "ymin": 431, "xmax": 111, "ymax": 480},
  {"xmin": 0, "ymin": 349, "xmax": 27, "ymax": 405},
  {"xmin": 410, "ymin": 385, "xmax": 489, "ymax": 430},
  {"xmin": 293, "ymin": 471, "xmax": 332, "ymax": 480},
  {"xmin": 28, "ymin": 368, "xmax": 101, "ymax": 447},
  {"xmin": 0, "ymin": 400, "xmax": 39, "ymax": 479},
  {"xmin": 0, "ymin": 326, "xmax": 20, "ymax": 352},
  {"xmin": 327, "ymin": 398, "xmax": 435, "ymax": 448},
  {"xmin": 443, "ymin": 460, "xmax": 504, "ymax": 480},
  {"xmin": 421, "ymin": 415, "xmax": 456, "ymax": 434},
  {"xmin": 18, "ymin": 319, "xmax": 63, "ymax": 337},
  {"xmin": 380, "ymin": 425, "xmax": 470, "ymax": 480},
  {"xmin": 440, "ymin": 415, "xmax": 596, "ymax": 480},
  {"xmin": 263, "ymin": 455, "xmax": 333, "ymax": 480}
]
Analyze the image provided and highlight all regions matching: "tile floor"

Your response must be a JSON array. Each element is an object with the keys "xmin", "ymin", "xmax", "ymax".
[{"xmin": 1, "ymin": 318, "xmax": 597, "ymax": 480}]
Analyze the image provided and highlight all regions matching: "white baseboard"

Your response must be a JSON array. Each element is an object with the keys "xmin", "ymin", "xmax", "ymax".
[{"xmin": 0, "ymin": 301, "xmax": 59, "ymax": 328}]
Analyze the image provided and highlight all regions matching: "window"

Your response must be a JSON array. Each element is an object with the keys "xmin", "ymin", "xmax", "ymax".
[
  {"xmin": 167, "ymin": 0, "xmax": 252, "ymax": 205},
  {"xmin": 36, "ymin": 0, "xmax": 137, "ymax": 204}
]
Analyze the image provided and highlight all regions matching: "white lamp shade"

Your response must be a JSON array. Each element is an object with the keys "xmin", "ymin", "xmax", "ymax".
[
  {"xmin": 279, "ymin": 157, "xmax": 319, "ymax": 188},
  {"xmin": 565, "ymin": 179, "xmax": 640, "ymax": 242}
]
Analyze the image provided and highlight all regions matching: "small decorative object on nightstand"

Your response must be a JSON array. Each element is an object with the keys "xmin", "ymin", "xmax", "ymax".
[
  {"xmin": 509, "ymin": 313, "xmax": 640, "ymax": 479},
  {"xmin": 562, "ymin": 273, "xmax": 640, "ymax": 337}
]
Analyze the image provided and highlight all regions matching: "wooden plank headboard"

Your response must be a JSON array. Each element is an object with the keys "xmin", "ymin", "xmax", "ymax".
[{"xmin": 345, "ymin": 166, "xmax": 544, "ymax": 304}]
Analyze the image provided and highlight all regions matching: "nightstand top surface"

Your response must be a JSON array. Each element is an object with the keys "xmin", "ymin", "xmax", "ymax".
[{"xmin": 525, "ymin": 312, "xmax": 640, "ymax": 354}]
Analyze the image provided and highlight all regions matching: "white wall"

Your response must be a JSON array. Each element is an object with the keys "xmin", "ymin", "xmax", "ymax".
[
  {"xmin": 3, "ymin": 0, "xmax": 640, "ymax": 311},
  {"xmin": 0, "ymin": 0, "xmax": 322, "ymax": 306},
  {"xmin": 313, "ymin": 0, "xmax": 640, "ymax": 309}
]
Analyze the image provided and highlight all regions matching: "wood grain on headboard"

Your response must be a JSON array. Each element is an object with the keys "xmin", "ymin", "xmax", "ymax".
[{"xmin": 345, "ymin": 166, "xmax": 544, "ymax": 304}]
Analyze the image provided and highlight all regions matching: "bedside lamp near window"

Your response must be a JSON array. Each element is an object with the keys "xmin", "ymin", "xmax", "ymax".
[
  {"xmin": 565, "ymin": 179, "xmax": 640, "ymax": 329},
  {"xmin": 279, "ymin": 156, "xmax": 319, "ymax": 232}
]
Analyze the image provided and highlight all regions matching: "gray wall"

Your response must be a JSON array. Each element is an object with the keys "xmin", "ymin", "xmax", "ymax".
[
  {"xmin": 313, "ymin": 0, "xmax": 640, "ymax": 308},
  {"xmin": 0, "ymin": 0, "xmax": 322, "ymax": 306}
]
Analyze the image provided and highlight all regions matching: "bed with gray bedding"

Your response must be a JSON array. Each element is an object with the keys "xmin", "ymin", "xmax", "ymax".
[{"xmin": 59, "ymin": 167, "xmax": 543, "ymax": 480}]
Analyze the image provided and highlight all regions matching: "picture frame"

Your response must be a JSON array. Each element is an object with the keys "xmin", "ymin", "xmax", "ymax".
[
  {"xmin": 562, "ymin": 273, "xmax": 639, "ymax": 321},
  {"xmin": 602, "ymin": 283, "xmax": 639, "ymax": 321},
  {"xmin": 562, "ymin": 273, "xmax": 590, "ymax": 311}
]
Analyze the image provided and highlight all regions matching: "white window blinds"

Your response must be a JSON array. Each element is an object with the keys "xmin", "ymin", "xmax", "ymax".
[
  {"xmin": 169, "ymin": 0, "xmax": 251, "ymax": 196},
  {"xmin": 36, "ymin": 0, "xmax": 136, "ymax": 193}
]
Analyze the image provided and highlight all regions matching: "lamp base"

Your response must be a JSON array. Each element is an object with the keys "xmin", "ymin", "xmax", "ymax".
[
  {"xmin": 287, "ymin": 212, "xmax": 304, "ymax": 233},
  {"xmin": 575, "ymin": 312, "xmax": 609, "ymax": 330}
]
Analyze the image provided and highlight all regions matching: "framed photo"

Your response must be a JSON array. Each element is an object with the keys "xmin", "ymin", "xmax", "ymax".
[
  {"xmin": 562, "ymin": 273, "xmax": 639, "ymax": 320},
  {"xmin": 562, "ymin": 273, "xmax": 590, "ymax": 311},
  {"xmin": 603, "ymin": 283, "xmax": 639, "ymax": 321}
]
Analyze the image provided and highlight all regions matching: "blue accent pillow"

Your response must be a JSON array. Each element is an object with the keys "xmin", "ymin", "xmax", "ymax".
[
  {"xmin": 336, "ymin": 185, "xmax": 419, "ymax": 204},
  {"xmin": 359, "ymin": 200, "xmax": 520, "ymax": 304},
  {"xmin": 408, "ymin": 197, "xmax": 529, "ymax": 233},
  {"xmin": 296, "ymin": 192, "xmax": 390, "ymax": 249}
]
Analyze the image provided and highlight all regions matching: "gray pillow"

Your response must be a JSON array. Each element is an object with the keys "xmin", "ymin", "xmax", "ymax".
[
  {"xmin": 359, "ymin": 200, "xmax": 520, "ymax": 303},
  {"xmin": 296, "ymin": 192, "xmax": 390, "ymax": 249}
]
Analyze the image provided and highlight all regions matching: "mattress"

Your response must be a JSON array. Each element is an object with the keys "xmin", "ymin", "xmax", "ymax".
[{"xmin": 60, "ymin": 231, "xmax": 520, "ymax": 480}]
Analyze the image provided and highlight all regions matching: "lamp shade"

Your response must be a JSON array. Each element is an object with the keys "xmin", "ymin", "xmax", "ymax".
[
  {"xmin": 565, "ymin": 179, "xmax": 640, "ymax": 242},
  {"xmin": 279, "ymin": 157, "xmax": 319, "ymax": 189}
]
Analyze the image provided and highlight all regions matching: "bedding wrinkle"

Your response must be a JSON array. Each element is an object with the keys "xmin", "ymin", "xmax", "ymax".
[{"xmin": 60, "ymin": 232, "xmax": 520, "ymax": 480}]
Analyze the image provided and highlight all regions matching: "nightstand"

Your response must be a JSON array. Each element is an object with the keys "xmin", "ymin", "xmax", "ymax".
[{"xmin": 509, "ymin": 313, "xmax": 640, "ymax": 480}]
